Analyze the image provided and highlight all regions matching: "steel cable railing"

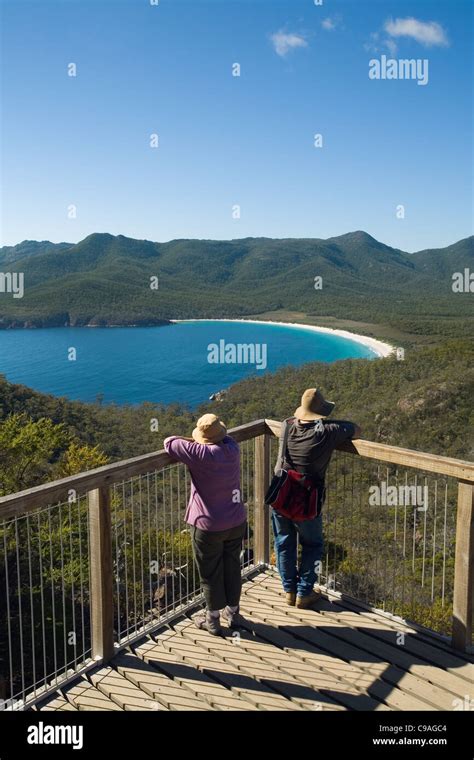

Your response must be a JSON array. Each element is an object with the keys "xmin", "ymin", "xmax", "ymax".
[
  {"xmin": 322, "ymin": 452, "xmax": 458, "ymax": 637},
  {"xmin": 0, "ymin": 494, "xmax": 92, "ymax": 709}
]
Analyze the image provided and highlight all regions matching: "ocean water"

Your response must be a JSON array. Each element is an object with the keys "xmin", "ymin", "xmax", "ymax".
[{"xmin": 0, "ymin": 320, "xmax": 376, "ymax": 407}]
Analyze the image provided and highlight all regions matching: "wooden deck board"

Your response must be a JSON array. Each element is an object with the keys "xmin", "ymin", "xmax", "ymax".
[
  {"xmin": 254, "ymin": 574, "xmax": 473, "ymax": 696},
  {"xmin": 235, "ymin": 598, "xmax": 395, "ymax": 710},
  {"xmin": 140, "ymin": 632, "xmax": 306, "ymax": 711},
  {"xmin": 158, "ymin": 623, "xmax": 319, "ymax": 710},
  {"xmin": 90, "ymin": 664, "xmax": 171, "ymax": 711},
  {"xmin": 37, "ymin": 693, "xmax": 79, "ymax": 711},
  {"xmin": 119, "ymin": 647, "xmax": 257, "ymax": 711},
  {"xmin": 35, "ymin": 570, "xmax": 472, "ymax": 712},
  {"xmin": 236, "ymin": 605, "xmax": 425, "ymax": 710},
  {"xmin": 262, "ymin": 573, "xmax": 474, "ymax": 667},
  {"xmin": 61, "ymin": 677, "xmax": 124, "ymax": 711},
  {"xmin": 242, "ymin": 581, "xmax": 456, "ymax": 710},
  {"xmin": 175, "ymin": 619, "xmax": 342, "ymax": 710}
]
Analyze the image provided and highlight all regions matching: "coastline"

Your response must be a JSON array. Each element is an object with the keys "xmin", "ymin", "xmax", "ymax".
[{"xmin": 171, "ymin": 318, "xmax": 395, "ymax": 359}]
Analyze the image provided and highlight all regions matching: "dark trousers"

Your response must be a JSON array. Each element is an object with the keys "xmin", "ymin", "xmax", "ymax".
[{"xmin": 190, "ymin": 521, "xmax": 246, "ymax": 611}]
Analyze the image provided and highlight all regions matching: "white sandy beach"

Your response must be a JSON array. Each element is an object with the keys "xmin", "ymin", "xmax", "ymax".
[{"xmin": 171, "ymin": 318, "xmax": 395, "ymax": 358}]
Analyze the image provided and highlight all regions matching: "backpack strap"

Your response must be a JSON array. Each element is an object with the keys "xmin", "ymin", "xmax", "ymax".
[{"xmin": 274, "ymin": 417, "xmax": 294, "ymax": 475}]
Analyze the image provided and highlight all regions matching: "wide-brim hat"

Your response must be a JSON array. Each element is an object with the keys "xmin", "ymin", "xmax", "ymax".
[
  {"xmin": 294, "ymin": 388, "xmax": 335, "ymax": 420},
  {"xmin": 192, "ymin": 413, "xmax": 227, "ymax": 444}
]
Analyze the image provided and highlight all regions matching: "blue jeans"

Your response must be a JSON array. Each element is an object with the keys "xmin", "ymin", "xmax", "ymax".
[{"xmin": 271, "ymin": 512, "xmax": 324, "ymax": 597}]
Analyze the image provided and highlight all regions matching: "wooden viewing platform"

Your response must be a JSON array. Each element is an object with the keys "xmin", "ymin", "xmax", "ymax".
[
  {"xmin": 1, "ymin": 419, "xmax": 473, "ymax": 712},
  {"xmin": 34, "ymin": 569, "xmax": 473, "ymax": 713}
]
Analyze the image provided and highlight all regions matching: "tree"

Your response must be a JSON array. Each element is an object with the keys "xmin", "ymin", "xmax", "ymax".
[
  {"xmin": 0, "ymin": 413, "xmax": 69, "ymax": 496},
  {"xmin": 54, "ymin": 442, "xmax": 109, "ymax": 477}
]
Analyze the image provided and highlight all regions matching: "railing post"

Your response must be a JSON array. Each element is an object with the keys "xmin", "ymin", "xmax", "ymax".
[
  {"xmin": 88, "ymin": 485, "xmax": 115, "ymax": 662},
  {"xmin": 452, "ymin": 482, "xmax": 474, "ymax": 651},
  {"xmin": 254, "ymin": 434, "xmax": 271, "ymax": 566}
]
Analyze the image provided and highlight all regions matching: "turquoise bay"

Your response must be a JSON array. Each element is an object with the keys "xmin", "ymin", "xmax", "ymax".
[{"xmin": 0, "ymin": 320, "xmax": 376, "ymax": 407}]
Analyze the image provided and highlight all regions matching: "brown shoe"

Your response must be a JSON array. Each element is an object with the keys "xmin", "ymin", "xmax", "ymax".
[
  {"xmin": 286, "ymin": 592, "xmax": 296, "ymax": 606},
  {"xmin": 193, "ymin": 610, "xmax": 222, "ymax": 636},
  {"xmin": 296, "ymin": 590, "xmax": 321, "ymax": 609}
]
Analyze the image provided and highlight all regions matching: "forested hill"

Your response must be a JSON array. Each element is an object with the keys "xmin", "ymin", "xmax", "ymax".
[
  {"xmin": 0, "ymin": 232, "xmax": 472, "ymax": 336},
  {"xmin": 1, "ymin": 340, "xmax": 472, "ymax": 492}
]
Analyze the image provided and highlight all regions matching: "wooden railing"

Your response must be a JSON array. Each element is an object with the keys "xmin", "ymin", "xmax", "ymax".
[{"xmin": 0, "ymin": 418, "xmax": 473, "ymax": 708}]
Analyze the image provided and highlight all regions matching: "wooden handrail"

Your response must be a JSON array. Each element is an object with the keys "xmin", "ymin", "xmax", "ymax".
[
  {"xmin": 264, "ymin": 419, "xmax": 474, "ymax": 482},
  {"xmin": 0, "ymin": 419, "xmax": 268, "ymax": 520}
]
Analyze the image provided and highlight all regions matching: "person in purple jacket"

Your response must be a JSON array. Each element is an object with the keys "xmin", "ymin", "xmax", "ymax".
[{"xmin": 164, "ymin": 413, "xmax": 247, "ymax": 636}]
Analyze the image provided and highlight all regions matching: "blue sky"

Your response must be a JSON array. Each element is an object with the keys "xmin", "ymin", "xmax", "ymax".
[{"xmin": 0, "ymin": 0, "xmax": 472, "ymax": 251}]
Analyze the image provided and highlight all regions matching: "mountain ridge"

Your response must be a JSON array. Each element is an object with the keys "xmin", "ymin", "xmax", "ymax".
[
  {"xmin": 3, "ymin": 230, "xmax": 473, "ymax": 259},
  {"xmin": 0, "ymin": 232, "xmax": 472, "ymax": 335}
]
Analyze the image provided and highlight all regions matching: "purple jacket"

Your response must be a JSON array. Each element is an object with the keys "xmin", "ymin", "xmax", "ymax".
[{"xmin": 163, "ymin": 435, "xmax": 246, "ymax": 532}]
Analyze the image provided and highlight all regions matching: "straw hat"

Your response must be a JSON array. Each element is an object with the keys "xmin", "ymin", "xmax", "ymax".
[
  {"xmin": 192, "ymin": 413, "xmax": 227, "ymax": 444},
  {"xmin": 294, "ymin": 388, "xmax": 335, "ymax": 420}
]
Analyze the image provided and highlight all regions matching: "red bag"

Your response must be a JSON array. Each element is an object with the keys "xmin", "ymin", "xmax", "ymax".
[{"xmin": 266, "ymin": 468, "xmax": 319, "ymax": 521}]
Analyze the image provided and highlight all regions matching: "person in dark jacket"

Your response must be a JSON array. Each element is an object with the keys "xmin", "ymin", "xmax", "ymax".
[{"xmin": 272, "ymin": 388, "xmax": 361, "ymax": 609}]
